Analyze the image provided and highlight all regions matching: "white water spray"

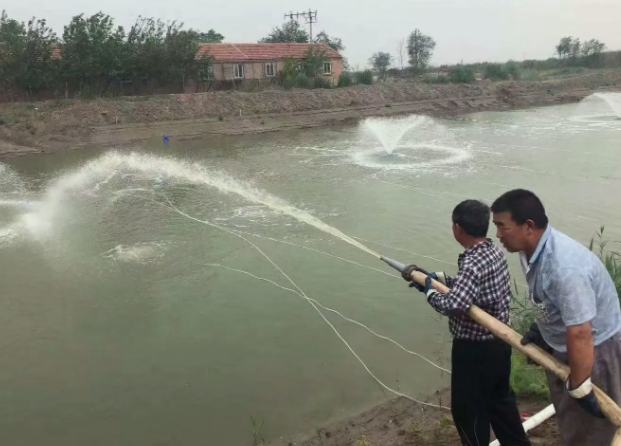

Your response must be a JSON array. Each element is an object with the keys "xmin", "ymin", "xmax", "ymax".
[
  {"xmin": 363, "ymin": 115, "xmax": 430, "ymax": 154},
  {"xmin": 11, "ymin": 152, "xmax": 380, "ymax": 257},
  {"xmin": 592, "ymin": 92, "xmax": 621, "ymax": 118}
]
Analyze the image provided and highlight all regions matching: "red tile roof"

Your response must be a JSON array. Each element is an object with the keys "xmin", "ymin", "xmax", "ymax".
[{"xmin": 196, "ymin": 43, "xmax": 342, "ymax": 62}]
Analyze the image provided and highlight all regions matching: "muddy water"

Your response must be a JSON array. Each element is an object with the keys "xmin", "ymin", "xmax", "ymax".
[{"xmin": 0, "ymin": 96, "xmax": 620, "ymax": 445}]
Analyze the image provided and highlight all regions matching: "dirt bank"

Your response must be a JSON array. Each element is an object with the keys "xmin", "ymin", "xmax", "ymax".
[
  {"xmin": 280, "ymin": 391, "xmax": 559, "ymax": 446},
  {"xmin": 1, "ymin": 69, "xmax": 621, "ymax": 159}
]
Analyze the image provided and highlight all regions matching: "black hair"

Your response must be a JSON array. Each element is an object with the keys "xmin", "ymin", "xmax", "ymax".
[
  {"xmin": 452, "ymin": 200, "xmax": 490, "ymax": 237},
  {"xmin": 491, "ymin": 189, "xmax": 548, "ymax": 229}
]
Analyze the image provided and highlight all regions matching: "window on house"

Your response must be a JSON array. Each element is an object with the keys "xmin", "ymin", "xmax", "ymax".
[
  {"xmin": 206, "ymin": 65, "xmax": 214, "ymax": 80},
  {"xmin": 323, "ymin": 62, "xmax": 332, "ymax": 75},
  {"xmin": 234, "ymin": 63, "xmax": 244, "ymax": 79},
  {"xmin": 265, "ymin": 62, "xmax": 276, "ymax": 77}
]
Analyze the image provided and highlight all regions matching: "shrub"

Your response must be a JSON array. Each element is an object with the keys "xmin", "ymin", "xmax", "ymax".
[
  {"xmin": 448, "ymin": 66, "xmax": 475, "ymax": 83},
  {"xmin": 337, "ymin": 72, "xmax": 353, "ymax": 87},
  {"xmin": 293, "ymin": 72, "xmax": 311, "ymax": 88},
  {"xmin": 355, "ymin": 69, "xmax": 373, "ymax": 85},
  {"xmin": 312, "ymin": 76, "xmax": 332, "ymax": 89},
  {"xmin": 484, "ymin": 63, "xmax": 510, "ymax": 80}
]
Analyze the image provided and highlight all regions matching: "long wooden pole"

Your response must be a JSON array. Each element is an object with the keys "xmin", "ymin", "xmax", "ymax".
[{"xmin": 409, "ymin": 270, "xmax": 621, "ymax": 445}]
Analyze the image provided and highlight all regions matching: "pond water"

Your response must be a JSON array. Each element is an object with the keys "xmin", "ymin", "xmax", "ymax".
[{"xmin": 0, "ymin": 93, "xmax": 620, "ymax": 445}]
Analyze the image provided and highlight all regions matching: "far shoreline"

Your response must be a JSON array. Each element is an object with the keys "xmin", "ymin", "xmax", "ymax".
[{"xmin": 1, "ymin": 69, "xmax": 620, "ymax": 160}]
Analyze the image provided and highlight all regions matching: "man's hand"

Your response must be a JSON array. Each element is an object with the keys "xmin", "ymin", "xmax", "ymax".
[
  {"xmin": 567, "ymin": 378, "xmax": 605, "ymax": 418},
  {"xmin": 409, "ymin": 274, "xmax": 434, "ymax": 295},
  {"xmin": 520, "ymin": 323, "xmax": 550, "ymax": 351},
  {"xmin": 401, "ymin": 264, "xmax": 424, "ymax": 282}
]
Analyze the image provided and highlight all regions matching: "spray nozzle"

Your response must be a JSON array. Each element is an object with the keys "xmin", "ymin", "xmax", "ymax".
[{"xmin": 380, "ymin": 256, "xmax": 407, "ymax": 273}]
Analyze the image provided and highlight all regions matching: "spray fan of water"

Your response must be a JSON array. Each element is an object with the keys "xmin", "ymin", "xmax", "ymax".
[{"xmin": 1, "ymin": 151, "xmax": 379, "ymax": 258}]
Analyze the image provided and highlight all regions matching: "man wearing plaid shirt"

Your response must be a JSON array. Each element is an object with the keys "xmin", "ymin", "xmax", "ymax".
[{"xmin": 403, "ymin": 200, "xmax": 530, "ymax": 446}]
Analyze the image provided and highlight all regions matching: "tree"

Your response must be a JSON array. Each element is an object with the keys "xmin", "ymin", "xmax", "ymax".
[
  {"xmin": 0, "ymin": 11, "xmax": 27, "ymax": 90},
  {"xmin": 581, "ymin": 38, "xmax": 605, "ymax": 57},
  {"xmin": 62, "ymin": 12, "xmax": 126, "ymax": 95},
  {"xmin": 581, "ymin": 38, "xmax": 606, "ymax": 67},
  {"xmin": 314, "ymin": 31, "xmax": 343, "ymax": 51},
  {"xmin": 556, "ymin": 36, "xmax": 572, "ymax": 59},
  {"xmin": 0, "ymin": 11, "xmax": 58, "ymax": 95},
  {"xmin": 18, "ymin": 17, "xmax": 59, "ymax": 94},
  {"xmin": 568, "ymin": 37, "xmax": 581, "ymax": 60},
  {"xmin": 369, "ymin": 51, "xmax": 392, "ymax": 79},
  {"xmin": 163, "ymin": 25, "xmax": 204, "ymax": 89},
  {"xmin": 260, "ymin": 20, "xmax": 308, "ymax": 43},
  {"xmin": 198, "ymin": 29, "xmax": 224, "ymax": 43},
  {"xmin": 301, "ymin": 45, "xmax": 328, "ymax": 77},
  {"xmin": 407, "ymin": 29, "xmax": 435, "ymax": 73}
]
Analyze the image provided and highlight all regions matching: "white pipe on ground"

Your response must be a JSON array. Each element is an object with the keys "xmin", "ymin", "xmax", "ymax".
[{"xmin": 489, "ymin": 403, "xmax": 556, "ymax": 446}]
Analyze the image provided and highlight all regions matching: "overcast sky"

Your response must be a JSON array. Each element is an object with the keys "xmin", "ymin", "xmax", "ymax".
[{"xmin": 6, "ymin": 0, "xmax": 621, "ymax": 68}]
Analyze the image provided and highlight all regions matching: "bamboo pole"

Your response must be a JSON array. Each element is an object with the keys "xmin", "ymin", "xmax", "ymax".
[{"xmin": 409, "ymin": 270, "xmax": 621, "ymax": 445}]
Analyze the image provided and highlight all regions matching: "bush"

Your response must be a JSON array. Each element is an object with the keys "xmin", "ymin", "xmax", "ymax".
[
  {"xmin": 448, "ymin": 66, "xmax": 475, "ymax": 83},
  {"xmin": 504, "ymin": 61, "xmax": 520, "ymax": 80},
  {"xmin": 484, "ymin": 63, "xmax": 510, "ymax": 80},
  {"xmin": 293, "ymin": 72, "xmax": 311, "ymax": 88},
  {"xmin": 312, "ymin": 76, "xmax": 332, "ymax": 89},
  {"xmin": 337, "ymin": 72, "xmax": 353, "ymax": 87},
  {"xmin": 355, "ymin": 70, "xmax": 373, "ymax": 85}
]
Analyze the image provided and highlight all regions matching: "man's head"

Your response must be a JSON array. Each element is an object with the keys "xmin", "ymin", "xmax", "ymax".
[
  {"xmin": 451, "ymin": 200, "xmax": 490, "ymax": 245},
  {"xmin": 491, "ymin": 189, "xmax": 548, "ymax": 253}
]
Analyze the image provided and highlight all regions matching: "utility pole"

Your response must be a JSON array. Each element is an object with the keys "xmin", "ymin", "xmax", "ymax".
[{"xmin": 284, "ymin": 9, "xmax": 318, "ymax": 41}]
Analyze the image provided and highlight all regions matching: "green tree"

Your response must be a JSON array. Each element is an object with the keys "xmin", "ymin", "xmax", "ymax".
[
  {"xmin": 556, "ymin": 36, "xmax": 572, "ymax": 59},
  {"xmin": 163, "ymin": 25, "xmax": 203, "ymax": 88},
  {"xmin": 0, "ymin": 11, "xmax": 58, "ymax": 95},
  {"xmin": 301, "ymin": 45, "xmax": 327, "ymax": 77},
  {"xmin": 407, "ymin": 29, "xmax": 435, "ymax": 73},
  {"xmin": 260, "ymin": 20, "xmax": 308, "ymax": 43},
  {"xmin": 0, "ymin": 11, "xmax": 27, "ymax": 91},
  {"xmin": 198, "ymin": 29, "xmax": 224, "ymax": 43},
  {"xmin": 581, "ymin": 38, "xmax": 606, "ymax": 67},
  {"xmin": 62, "ymin": 12, "xmax": 126, "ymax": 95},
  {"xmin": 314, "ymin": 31, "xmax": 343, "ymax": 51},
  {"xmin": 18, "ymin": 17, "xmax": 59, "ymax": 94},
  {"xmin": 568, "ymin": 37, "xmax": 581, "ymax": 60},
  {"xmin": 369, "ymin": 51, "xmax": 392, "ymax": 79}
]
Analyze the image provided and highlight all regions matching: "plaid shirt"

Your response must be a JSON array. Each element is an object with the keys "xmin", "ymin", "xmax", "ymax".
[{"xmin": 427, "ymin": 239, "xmax": 512, "ymax": 341}]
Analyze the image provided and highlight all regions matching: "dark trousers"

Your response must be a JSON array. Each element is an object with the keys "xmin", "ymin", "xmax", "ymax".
[{"xmin": 451, "ymin": 338, "xmax": 531, "ymax": 446}]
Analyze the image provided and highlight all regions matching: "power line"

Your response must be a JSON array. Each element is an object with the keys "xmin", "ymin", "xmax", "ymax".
[{"xmin": 284, "ymin": 9, "xmax": 318, "ymax": 40}]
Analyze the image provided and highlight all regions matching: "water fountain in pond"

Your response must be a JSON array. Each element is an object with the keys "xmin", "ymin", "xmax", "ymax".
[
  {"xmin": 355, "ymin": 115, "xmax": 472, "ymax": 171},
  {"xmin": 362, "ymin": 115, "xmax": 429, "ymax": 155},
  {"xmin": 593, "ymin": 92, "xmax": 621, "ymax": 119},
  {"xmin": 572, "ymin": 92, "xmax": 621, "ymax": 124}
]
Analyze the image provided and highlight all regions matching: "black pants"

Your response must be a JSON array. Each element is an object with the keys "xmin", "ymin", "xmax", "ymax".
[{"xmin": 451, "ymin": 338, "xmax": 531, "ymax": 446}]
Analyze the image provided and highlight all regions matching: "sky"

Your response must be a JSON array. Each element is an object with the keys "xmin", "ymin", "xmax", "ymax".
[{"xmin": 6, "ymin": 0, "xmax": 621, "ymax": 69}]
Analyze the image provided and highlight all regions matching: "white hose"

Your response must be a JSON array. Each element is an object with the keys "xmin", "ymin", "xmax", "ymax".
[{"xmin": 489, "ymin": 403, "xmax": 556, "ymax": 446}]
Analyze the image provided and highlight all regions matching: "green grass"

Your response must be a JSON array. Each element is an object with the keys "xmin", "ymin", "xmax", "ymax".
[
  {"xmin": 510, "ymin": 353, "xmax": 549, "ymax": 399},
  {"xmin": 590, "ymin": 226, "xmax": 621, "ymax": 300}
]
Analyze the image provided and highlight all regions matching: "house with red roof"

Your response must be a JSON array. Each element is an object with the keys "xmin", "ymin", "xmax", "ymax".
[{"xmin": 196, "ymin": 42, "xmax": 344, "ymax": 86}]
